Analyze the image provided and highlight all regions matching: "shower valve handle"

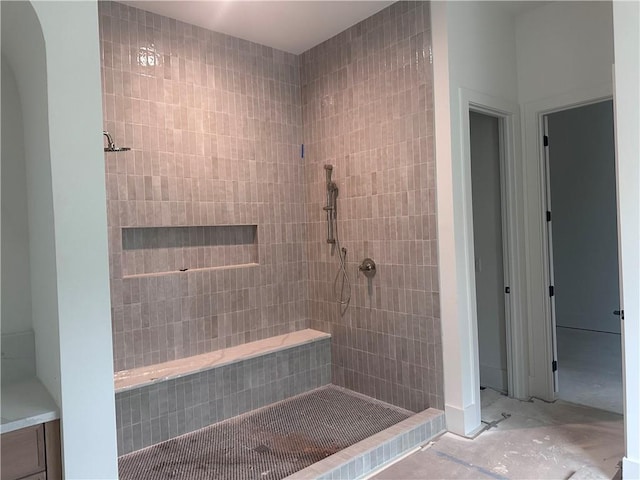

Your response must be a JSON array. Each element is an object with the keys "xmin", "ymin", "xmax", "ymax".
[{"xmin": 358, "ymin": 258, "xmax": 376, "ymax": 278}]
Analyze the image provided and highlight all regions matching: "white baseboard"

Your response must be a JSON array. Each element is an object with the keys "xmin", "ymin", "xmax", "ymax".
[{"xmin": 445, "ymin": 402, "xmax": 482, "ymax": 437}]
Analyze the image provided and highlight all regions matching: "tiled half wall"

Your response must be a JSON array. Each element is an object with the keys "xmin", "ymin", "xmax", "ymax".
[{"xmin": 115, "ymin": 334, "xmax": 331, "ymax": 455}]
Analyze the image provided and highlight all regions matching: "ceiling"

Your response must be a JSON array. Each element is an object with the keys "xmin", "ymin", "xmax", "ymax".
[
  {"xmin": 493, "ymin": 1, "xmax": 551, "ymax": 16},
  {"xmin": 121, "ymin": 1, "xmax": 550, "ymax": 54},
  {"xmin": 121, "ymin": 1, "xmax": 395, "ymax": 54}
]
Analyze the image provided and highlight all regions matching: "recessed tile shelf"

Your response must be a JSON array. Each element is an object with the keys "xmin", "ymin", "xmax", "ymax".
[{"xmin": 121, "ymin": 225, "xmax": 258, "ymax": 277}]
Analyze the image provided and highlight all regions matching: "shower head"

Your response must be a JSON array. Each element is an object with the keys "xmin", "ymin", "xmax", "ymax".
[
  {"xmin": 103, "ymin": 131, "xmax": 131, "ymax": 152},
  {"xmin": 105, "ymin": 146, "xmax": 131, "ymax": 152}
]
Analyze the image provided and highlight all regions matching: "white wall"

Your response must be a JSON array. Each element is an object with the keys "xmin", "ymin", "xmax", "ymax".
[
  {"xmin": 1, "ymin": 56, "xmax": 32, "ymax": 335},
  {"xmin": 2, "ymin": 1, "xmax": 118, "ymax": 478},
  {"xmin": 34, "ymin": 2, "xmax": 118, "ymax": 477},
  {"xmin": 0, "ymin": 59, "xmax": 37, "ymax": 383},
  {"xmin": 516, "ymin": 2, "xmax": 614, "ymax": 104},
  {"xmin": 433, "ymin": 0, "xmax": 522, "ymax": 436},
  {"xmin": 434, "ymin": 0, "xmax": 618, "ymax": 435},
  {"xmin": 2, "ymin": 0, "xmax": 60, "ymax": 405},
  {"xmin": 435, "ymin": 1, "xmax": 638, "ymax": 473},
  {"xmin": 612, "ymin": 2, "xmax": 640, "ymax": 477},
  {"xmin": 515, "ymin": 1, "xmax": 615, "ymax": 400}
]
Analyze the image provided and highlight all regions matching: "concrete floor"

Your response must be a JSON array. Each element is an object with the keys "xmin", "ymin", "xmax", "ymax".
[
  {"xmin": 372, "ymin": 389, "xmax": 624, "ymax": 480},
  {"xmin": 556, "ymin": 326, "xmax": 623, "ymax": 414}
]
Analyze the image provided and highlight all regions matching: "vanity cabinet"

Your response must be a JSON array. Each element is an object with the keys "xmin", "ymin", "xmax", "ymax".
[{"xmin": 0, "ymin": 421, "xmax": 60, "ymax": 480}]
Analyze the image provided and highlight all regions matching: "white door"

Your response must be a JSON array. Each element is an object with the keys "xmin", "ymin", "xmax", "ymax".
[{"xmin": 544, "ymin": 100, "xmax": 623, "ymax": 413}]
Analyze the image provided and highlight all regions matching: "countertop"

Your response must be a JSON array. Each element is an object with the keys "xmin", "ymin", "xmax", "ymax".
[{"xmin": 1, "ymin": 377, "xmax": 60, "ymax": 434}]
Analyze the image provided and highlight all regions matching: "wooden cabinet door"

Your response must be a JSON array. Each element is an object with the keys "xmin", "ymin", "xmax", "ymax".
[
  {"xmin": 0, "ymin": 425, "xmax": 45, "ymax": 480},
  {"xmin": 20, "ymin": 473, "xmax": 46, "ymax": 480}
]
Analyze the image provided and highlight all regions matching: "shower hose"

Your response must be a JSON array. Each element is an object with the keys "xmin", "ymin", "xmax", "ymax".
[{"xmin": 332, "ymin": 218, "xmax": 351, "ymax": 306}]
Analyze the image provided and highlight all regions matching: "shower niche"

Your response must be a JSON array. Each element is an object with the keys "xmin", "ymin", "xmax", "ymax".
[{"xmin": 121, "ymin": 225, "xmax": 258, "ymax": 277}]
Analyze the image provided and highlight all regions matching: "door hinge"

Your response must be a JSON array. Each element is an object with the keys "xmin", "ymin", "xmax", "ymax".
[
  {"xmin": 546, "ymin": 211, "xmax": 552, "ymax": 222},
  {"xmin": 543, "ymin": 135, "xmax": 549, "ymax": 147},
  {"xmin": 549, "ymin": 285, "xmax": 555, "ymax": 297},
  {"xmin": 505, "ymin": 286, "xmax": 511, "ymax": 294},
  {"xmin": 301, "ymin": 144, "xmax": 304, "ymax": 158},
  {"xmin": 552, "ymin": 360, "xmax": 558, "ymax": 372}
]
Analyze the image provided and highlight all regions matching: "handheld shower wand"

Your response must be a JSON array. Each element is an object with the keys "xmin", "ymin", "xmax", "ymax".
[
  {"xmin": 322, "ymin": 164, "xmax": 351, "ymax": 307},
  {"xmin": 323, "ymin": 164, "xmax": 337, "ymax": 244}
]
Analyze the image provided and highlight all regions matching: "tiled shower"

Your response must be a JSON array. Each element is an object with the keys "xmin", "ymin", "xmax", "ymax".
[
  {"xmin": 302, "ymin": 2, "xmax": 441, "ymax": 412},
  {"xmin": 101, "ymin": 0, "xmax": 308, "ymax": 371},
  {"xmin": 99, "ymin": 0, "xmax": 443, "ymax": 472}
]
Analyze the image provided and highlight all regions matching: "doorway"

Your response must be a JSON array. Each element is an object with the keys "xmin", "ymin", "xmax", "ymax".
[
  {"xmin": 544, "ymin": 100, "xmax": 623, "ymax": 414},
  {"xmin": 470, "ymin": 110, "xmax": 509, "ymax": 395}
]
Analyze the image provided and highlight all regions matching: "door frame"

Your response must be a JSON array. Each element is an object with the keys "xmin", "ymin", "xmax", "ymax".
[
  {"xmin": 468, "ymin": 109, "xmax": 513, "ymax": 395},
  {"xmin": 521, "ymin": 82, "xmax": 615, "ymax": 401},
  {"xmin": 460, "ymin": 88, "xmax": 528, "ymax": 401},
  {"xmin": 541, "ymin": 99, "xmax": 618, "ymax": 396}
]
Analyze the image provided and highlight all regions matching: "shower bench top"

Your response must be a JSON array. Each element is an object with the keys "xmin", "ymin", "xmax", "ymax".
[{"xmin": 114, "ymin": 328, "xmax": 330, "ymax": 393}]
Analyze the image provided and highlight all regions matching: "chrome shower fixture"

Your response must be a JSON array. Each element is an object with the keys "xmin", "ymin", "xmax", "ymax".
[
  {"xmin": 324, "ymin": 163, "xmax": 333, "ymax": 185},
  {"xmin": 323, "ymin": 164, "xmax": 338, "ymax": 244},
  {"xmin": 321, "ymin": 164, "xmax": 351, "ymax": 307},
  {"xmin": 103, "ymin": 131, "xmax": 131, "ymax": 152}
]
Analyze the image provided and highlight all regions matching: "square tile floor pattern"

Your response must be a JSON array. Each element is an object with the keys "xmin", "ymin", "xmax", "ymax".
[{"xmin": 118, "ymin": 385, "xmax": 411, "ymax": 480}]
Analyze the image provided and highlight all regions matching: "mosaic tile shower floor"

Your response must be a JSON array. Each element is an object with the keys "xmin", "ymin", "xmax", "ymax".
[{"xmin": 118, "ymin": 385, "xmax": 412, "ymax": 480}]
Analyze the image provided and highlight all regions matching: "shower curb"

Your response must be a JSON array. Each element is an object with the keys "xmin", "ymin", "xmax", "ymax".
[{"xmin": 285, "ymin": 407, "xmax": 446, "ymax": 480}]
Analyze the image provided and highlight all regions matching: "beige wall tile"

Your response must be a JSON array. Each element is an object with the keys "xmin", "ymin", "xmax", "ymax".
[
  {"xmin": 100, "ymin": 1, "xmax": 308, "ymax": 371},
  {"xmin": 303, "ymin": 1, "xmax": 442, "ymax": 411}
]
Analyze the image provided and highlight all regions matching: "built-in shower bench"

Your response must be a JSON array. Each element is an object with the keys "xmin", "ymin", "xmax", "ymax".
[{"xmin": 114, "ymin": 329, "xmax": 331, "ymax": 455}]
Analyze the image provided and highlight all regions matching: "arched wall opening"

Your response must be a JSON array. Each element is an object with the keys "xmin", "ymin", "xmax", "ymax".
[
  {"xmin": 1, "ymin": 0, "xmax": 60, "ymax": 405},
  {"xmin": 1, "ymin": 1, "xmax": 118, "ymax": 477},
  {"xmin": 1, "ymin": 54, "xmax": 36, "ymax": 384}
]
